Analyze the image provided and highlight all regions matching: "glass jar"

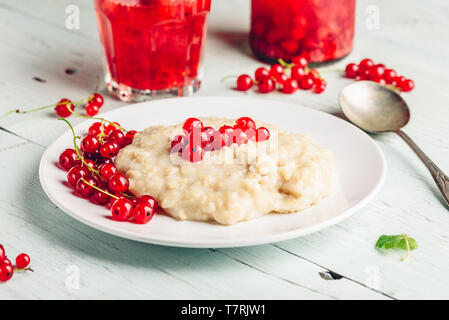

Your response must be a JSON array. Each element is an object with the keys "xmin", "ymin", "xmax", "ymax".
[
  {"xmin": 94, "ymin": 0, "xmax": 211, "ymax": 102},
  {"xmin": 250, "ymin": 0, "xmax": 355, "ymax": 63}
]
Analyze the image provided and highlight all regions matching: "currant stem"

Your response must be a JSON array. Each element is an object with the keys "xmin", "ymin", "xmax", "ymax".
[
  {"xmin": 67, "ymin": 107, "xmax": 128, "ymax": 133},
  {"xmin": 401, "ymin": 234, "xmax": 411, "ymax": 262},
  {"xmin": 80, "ymin": 177, "xmax": 119, "ymax": 200},
  {"xmin": 58, "ymin": 118, "xmax": 99, "ymax": 175},
  {"xmin": 0, "ymin": 99, "xmax": 88, "ymax": 122},
  {"xmin": 220, "ymin": 75, "xmax": 239, "ymax": 82}
]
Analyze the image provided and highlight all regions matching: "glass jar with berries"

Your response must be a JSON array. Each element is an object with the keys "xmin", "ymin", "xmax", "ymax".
[{"xmin": 250, "ymin": 0, "xmax": 356, "ymax": 63}]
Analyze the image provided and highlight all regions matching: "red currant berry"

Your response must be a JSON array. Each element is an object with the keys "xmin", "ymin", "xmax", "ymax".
[
  {"xmin": 203, "ymin": 126, "xmax": 216, "ymax": 141},
  {"xmin": 91, "ymin": 93, "xmax": 104, "ymax": 107},
  {"xmin": 100, "ymin": 141, "xmax": 120, "ymax": 158},
  {"xmin": 313, "ymin": 78, "xmax": 327, "ymax": 94},
  {"xmin": 108, "ymin": 173, "xmax": 129, "ymax": 194},
  {"xmin": 75, "ymin": 176, "xmax": 97, "ymax": 198},
  {"xmin": 88, "ymin": 122, "xmax": 104, "ymax": 136},
  {"xmin": 398, "ymin": 79, "xmax": 415, "ymax": 92},
  {"xmin": 123, "ymin": 130, "xmax": 137, "ymax": 146},
  {"xmin": 269, "ymin": 64, "xmax": 284, "ymax": 77},
  {"xmin": 256, "ymin": 127, "xmax": 270, "ymax": 142},
  {"xmin": 110, "ymin": 198, "xmax": 133, "ymax": 221},
  {"xmin": 132, "ymin": 202, "xmax": 156, "ymax": 224},
  {"xmin": 206, "ymin": 131, "xmax": 225, "ymax": 151},
  {"xmin": 15, "ymin": 253, "xmax": 30, "ymax": 269},
  {"xmin": 299, "ymin": 75, "xmax": 314, "ymax": 90},
  {"xmin": 281, "ymin": 78, "xmax": 299, "ymax": 94},
  {"xmin": 292, "ymin": 56, "xmax": 308, "ymax": 68},
  {"xmin": 183, "ymin": 118, "xmax": 204, "ymax": 133},
  {"xmin": 136, "ymin": 195, "xmax": 158, "ymax": 210},
  {"xmin": 0, "ymin": 264, "xmax": 13, "ymax": 282},
  {"xmin": 273, "ymin": 72, "xmax": 289, "ymax": 85},
  {"xmin": 81, "ymin": 135, "xmax": 100, "ymax": 153},
  {"xmin": 55, "ymin": 99, "xmax": 75, "ymax": 118},
  {"xmin": 93, "ymin": 189, "xmax": 110, "ymax": 205},
  {"xmin": 383, "ymin": 69, "xmax": 398, "ymax": 84},
  {"xmin": 1, "ymin": 258, "xmax": 12, "ymax": 266},
  {"xmin": 345, "ymin": 63, "xmax": 359, "ymax": 78},
  {"xmin": 359, "ymin": 58, "xmax": 374, "ymax": 72},
  {"xmin": 104, "ymin": 122, "xmax": 121, "ymax": 135},
  {"xmin": 82, "ymin": 158, "xmax": 96, "ymax": 171},
  {"xmin": 108, "ymin": 129, "xmax": 126, "ymax": 147},
  {"xmin": 307, "ymin": 69, "xmax": 320, "ymax": 81},
  {"xmin": 291, "ymin": 66, "xmax": 306, "ymax": 81},
  {"xmin": 236, "ymin": 74, "xmax": 253, "ymax": 91},
  {"xmin": 235, "ymin": 117, "xmax": 256, "ymax": 130},
  {"xmin": 0, "ymin": 245, "xmax": 5, "ymax": 261},
  {"xmin": 171, "ymin": 135, "xmax": 188, "ymax": 153},
  {"xmin": 368, "ymin": 65, "xmax": 385, "ymax": 81},
  {"xmin": 85, "ymin": 102, "xmax": 100, "ymax": 117},
  {"xmin": 67, "ymin": 166, "xmax": 89, "ymax": 187},
  {"xmin": 59, "ymin": 149, "xmax": 80, "ymax": 170},
  {"xmin": 258, "ymin": 78, "xmax": 275, "ymax": 93},
  {"xmin": 254, "ymin": 67, "xmax": 270, "ymax": 82},
  {"xmin": 99, "ymin": 163, "xmax": 118, "ymax": 181}
]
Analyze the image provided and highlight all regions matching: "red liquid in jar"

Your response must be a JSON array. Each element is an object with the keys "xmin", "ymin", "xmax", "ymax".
[
  {"xmin": 250, "ymin": 0, "xmax": 355, "ymax": 63},
  {"xmin": 94, "ymin": 0, "xmax": 211, "ymax": 94}
]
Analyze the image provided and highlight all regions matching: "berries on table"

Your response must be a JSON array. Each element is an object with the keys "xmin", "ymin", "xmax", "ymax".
[
  {"xmin": 85, "ymin": 102, "xmax": 100, "ymax": 116},
  {"xmin": 258, "ymin": 77, "xmax": 275, "ymax": 93},
  {"xmin": 345, "ymin": 63, "xmax": 359, "ymax": 79},
  {"xmin": 281, "ymin": 78, "xmax": 299, "ymax": 94},
  {"xmin": 0, "ymin": 264, "xmax": 14, "ymax": 282},
  {"xmin": 254, "ymin": 67, "xmax": 270, "ymax": 81},
  {"xmin": 299, "ymin": 75, "xmax": 314, "ymax": 90},
  {"xmin": 291, "ymin": 66, "xmax": 306, "ymax": 81},
  {"xmin": 55, "ymin": 99, "xmax": 75, "ymax": 118},
  {"xmin": 0, "ymin": 245, "xmax": 5, "ymax": 261},
  {"xmin": 236, "ymin": 74, "xmax": 253, "ymax": 91},
  {"xmin": 90, "ymin": 93, "xmax": 104, "ymax": 107},
  {"xmin": 15, "ymin": 254, "xmax": 30, "ymax": 269},
  {"xmin": 344, "ymin": 58, "xmax": 415, "ymax": 93},
  {"xmin": 313, "ymin": 78, "xmax": 327, "ymax": 94}
]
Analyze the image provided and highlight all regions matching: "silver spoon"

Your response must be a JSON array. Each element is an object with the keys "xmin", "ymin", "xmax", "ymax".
[{"xmin": 339, "ymin": 81, "xmax": 449, "ymax": 207}]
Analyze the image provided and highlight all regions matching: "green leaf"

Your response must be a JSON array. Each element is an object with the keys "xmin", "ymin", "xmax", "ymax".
[{"xmin": 375, "ymin": 234, "xmax": 418, "ymax": 261}]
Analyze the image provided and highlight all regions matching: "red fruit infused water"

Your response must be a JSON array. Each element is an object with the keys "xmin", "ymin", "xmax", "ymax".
[{"xmin": 94, "ymin": 0, "xmax": 211, "ymax": 102}]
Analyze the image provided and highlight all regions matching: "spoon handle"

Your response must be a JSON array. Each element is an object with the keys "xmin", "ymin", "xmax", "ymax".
[{"xmin": 396, "ymin": 130, "xmax": 449, "ymax": 207}]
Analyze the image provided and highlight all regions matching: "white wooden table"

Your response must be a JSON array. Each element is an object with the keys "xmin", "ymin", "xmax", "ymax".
[{"xmin": 1, "ymin": 0, "xmax": 449, "ymax": 300}]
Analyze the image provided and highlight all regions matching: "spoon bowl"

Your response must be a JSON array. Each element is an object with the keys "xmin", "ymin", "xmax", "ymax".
[
  {"xmin": 339, "ymin": 81, "xmax": 449, "ymax": 207},
  {"xmin": 339, "ymin": 81, "xmax": 410, "ymax": 133}
]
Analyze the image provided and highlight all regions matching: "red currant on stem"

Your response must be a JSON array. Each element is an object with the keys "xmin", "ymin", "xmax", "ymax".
[
  {"xmin": 132, "ymin": 202, "xmax": 156, "ymax": 224},
  {"xmin": 236, "ymin": 74, "xmax": 253, "ymax": 91},
  {"xmin": 254, "ymin": 67, "xmax": 270, "ymax": 82},
  {"xmin": 55, "ymin": 99, "xmax": 75, "ymax": 118},
  {"xmin": 299, "ymin": 75, "xmax": 315, "ymax": 90},
  {"xmin": 235, "ymin": 117, "xmax": 256, "ymax": 130},
  {"xmin": 67, "ymin": 165, "xmax": 89, "ymax": 187},
  {"xmin": 98, "ymin": 163, "xmax": 118, "ymax": 181},
  {"xmin": 292, "ymin": 56, "xmax": 308, "ymax": 69},
  {"xmin": 256, "ymin": 127, "xmax": 270, "ymax": 142},
  {"xmin": 183, "ymin": 118, "xmax": 204, "ymax": 133},
  {"xmin": 15, "ymin": 254, "xmax": 31, "ymax": 269},
  {"xmin": 108, "ymin": 173, "xmax": 129, "ymax": 194},
  {"xmin": 282, "ymin": 78, "xmax": 299, "ymax": 94},
  {"xmin": 291, "ymin": 66, "xmax": 306, "ymax": 81},
  {"xmin": 100, "ymin": 141, "xmax": 120, "ymax": 158},
  {"xmin": 345, "ymin": 63, "xmax": 359, "ymax": 79},
  {"xmin": 398, "ymin": 78, "xmax": 415, "ymax": 92},
  {"xmin": 0, "ymin": 245, "xmax": 5, "ymax": 261},
  {"xmin": 59, "ymin": 148, "xmax": 80, "ymax": 171},
  {"xmin": 258, "ymin": 78, "xmax": 275, "ymax": 93},
  {"xmin": 108, "ymin": 129, "xmax": 126, "ymax": 146},
  {"xmin": 85, "ymin": 102, "xmax": 100, "ymax": 116},
  {"xmin": 269, "ymin": 64, "xmax": 284, "ymax": 77},
  {"xmin": 359, "ymin": 58, "xmax": 374, "ymax": 72},
  {"xmin": 313, "ymin": 78, "xmax": 327, "ymax": 94},
  {"xmin": 81, "ymin": 135, "xmax": 100, "ymax": 153},
  {"xmin": 75, "ymin": 176, "xmax": 97, "ymax": 198},
  {"xmin": 0, "ymin": 264, "xmax": 14, "ymax": 282},
  {"xmin": 90, "ymin": 93, "xmax": 104, "ymax": 107}
]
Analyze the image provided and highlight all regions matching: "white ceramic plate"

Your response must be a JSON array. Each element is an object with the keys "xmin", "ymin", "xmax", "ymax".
[{"xmin": 39, "ymin": 96, "xmax": 386, "ymax": 248}]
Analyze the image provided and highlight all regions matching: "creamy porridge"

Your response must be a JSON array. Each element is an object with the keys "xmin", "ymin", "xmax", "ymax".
[{"xmin": 114, "ymin": 117, "xmax": 336, "ymax": 225}]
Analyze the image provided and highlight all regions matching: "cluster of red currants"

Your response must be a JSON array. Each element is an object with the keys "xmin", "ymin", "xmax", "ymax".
[
  {"xmin": 170, "ymin": 117, "xmax": 270, "ymax": 163},
  {"xmin": 345, "ymin": 59, "xmax": 415, "ymax": 92},
  {"xmin": 235, "ymin": 56, "xmax": 326, "ymax": 94},
  {"xmin": 55, "ymin": 93, "xmax": 105, "ymax": 118},
  {"xmin": 0, "ymin": 245, "xmax": 31, "ymax": 283},
  {"xmin": 58, "ymin": 120, "xmax": 158, "ymax": 224}
]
